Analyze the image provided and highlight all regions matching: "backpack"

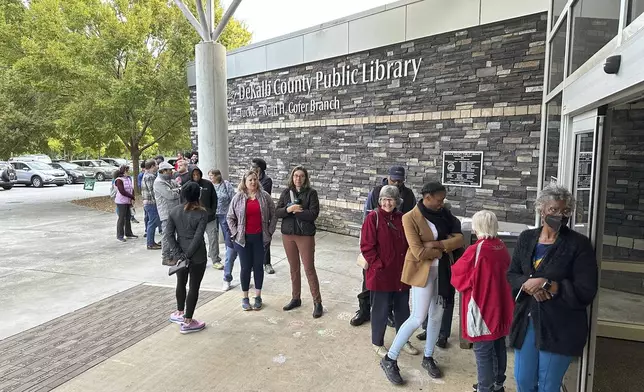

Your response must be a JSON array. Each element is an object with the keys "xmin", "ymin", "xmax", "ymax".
[{"xmin": 109, "ymin": 179, "xmax": 117, "ymax": 200}]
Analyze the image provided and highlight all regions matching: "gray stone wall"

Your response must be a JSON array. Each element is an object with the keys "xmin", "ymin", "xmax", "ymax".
[{"xmin": 190, "ymin": 13, "xmax": 548, "ymax": 235}]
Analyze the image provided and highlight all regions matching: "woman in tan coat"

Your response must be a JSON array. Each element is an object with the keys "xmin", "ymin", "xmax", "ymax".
[{"xmin": 380, "ymin": 182, "xmax": 464, "ymax": 385}]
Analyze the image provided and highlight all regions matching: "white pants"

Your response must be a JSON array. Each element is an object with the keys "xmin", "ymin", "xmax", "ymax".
[{"xmin": 388, "ymin": 261, "xmax": 444, "ymax": 359}]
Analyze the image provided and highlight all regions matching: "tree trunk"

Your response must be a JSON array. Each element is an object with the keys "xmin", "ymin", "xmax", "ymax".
[{"xmin": 130, "ymin": 143, "xmax": 141, "ymax": 196}]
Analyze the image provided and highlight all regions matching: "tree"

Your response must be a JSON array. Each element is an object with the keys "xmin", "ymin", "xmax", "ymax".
[{"xmin": 0, "ymin": 0, "xmax": 251, "ymax": 190}]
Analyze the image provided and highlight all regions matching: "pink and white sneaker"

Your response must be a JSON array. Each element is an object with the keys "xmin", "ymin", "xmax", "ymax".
[
  {"xmin": 180, "ymin": 319, "xmax": 206, "ymax": 334},
  {"xmin": 169, "ymin": 311, "xmax": 185, "ymax": 324}
]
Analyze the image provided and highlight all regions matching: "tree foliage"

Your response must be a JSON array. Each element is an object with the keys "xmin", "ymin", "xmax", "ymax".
[{"xmin": 0, "ymin": 0, "xmax": 251, "ymax": 172}]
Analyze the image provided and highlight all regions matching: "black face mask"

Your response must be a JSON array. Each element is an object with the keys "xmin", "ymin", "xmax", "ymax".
[{"xmin": 545, "ymin": 214, "xmax": 569, "ymax": 232}]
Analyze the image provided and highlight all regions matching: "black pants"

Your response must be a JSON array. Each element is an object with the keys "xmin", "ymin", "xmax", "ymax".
[
  {"xmin": 176, "ymin": 262, "xmax": 207, "ymax": 319},
  {"xmin": 357, "ymin": 269, "xmax": 371, "ymax": 311},
  {"xmin": 236, "ymin": 233, "xmax": 265, "ymax": 291},
  {"xmin": 421, "ymin": 292, "xmax": 455, "ymax": 338},
  {"xmin": 264, "ymin": 241, "xmax": 272, "ymax": 265},
  {"xmin": 370, "ymin": 290, "xmax": 410, "ymax": 346},
  {"xmin": 116, "ymin": 204, "xmax": 134, "ymax": 239}
]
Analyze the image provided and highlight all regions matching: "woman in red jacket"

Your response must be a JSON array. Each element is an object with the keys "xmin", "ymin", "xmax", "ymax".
[
  {"xmin": 360, "ymin": 185, "xmax": 419, "ymax": 358},
  {"xmin": 451, "ymin": 210, "xmax": 514, "ymax": 392}
]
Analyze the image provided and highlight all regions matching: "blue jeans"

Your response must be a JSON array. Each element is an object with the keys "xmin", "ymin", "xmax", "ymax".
[
  {"xmin": 474, "ymin": 337, "xmax": 507, "ymax": 392},
  {"xmin": 234, "ymin": 233, "xmax": 265, "ymax": 292},
  {"xmin": 218, "ymin": 214, "xmax": 238, "ymax": 282},
  {"xmin": 514, "ymin": 321, "xmax": 573, "ymax": 392},
  {"xmin": 144, "ymin": 204, "xmax": 160, "ymax": 246}
]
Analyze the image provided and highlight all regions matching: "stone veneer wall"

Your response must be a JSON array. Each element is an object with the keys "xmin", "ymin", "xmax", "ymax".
[{"xmin": 190, "ymin": 13, "xmax": 547, "ymax": 236}]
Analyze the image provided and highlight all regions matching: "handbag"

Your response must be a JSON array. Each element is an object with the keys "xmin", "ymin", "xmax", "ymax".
[
  {"xmin": 356, "ymin": 210, "xmax": 379, "ymax": 270},
  {"xmin": 466, "ymin": 241, "xmax": 492, "ymax": 337},
  {"xmin": 168, "ymin": 257, "xmax": 189, "ymax": 276}
]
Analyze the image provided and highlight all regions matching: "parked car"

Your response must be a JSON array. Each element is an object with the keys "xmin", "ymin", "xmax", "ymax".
[
  {"xmin": 9, "ymin": 154, "xmax": 52, "ymax": 164},
  {"xmin": 101, "ymin": 158, "xmax": 127, "ymax": 167},
  {"xmin": 0, "ymin": 161, "xmax": 18, "ymax": 190},
  {"xmin": 10, "ymin": 161, "xmax": 67, "ymax": 187},
  {"xmin": 70, "ymin": 160, "xmax": 115, "ymax": 181},
  {"xmin": 50, "ymin": 161, "xmax": 87, "ymax": 184}
]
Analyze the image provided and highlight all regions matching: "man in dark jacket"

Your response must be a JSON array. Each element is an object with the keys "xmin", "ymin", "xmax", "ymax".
[
  {"xmin": 188, "ymin": 167, "xmax": 219, "ymax": 267},
  {"xmin": 174, "ymin": 159, "xmax": 191, "ymax": 186},
  {"xmin": 252, "ymin": 157, "xmax": 275, "ymax": 274},
  {"xmin": 350, "ymin": 166, "xmax": 417, "ymax": 327}
]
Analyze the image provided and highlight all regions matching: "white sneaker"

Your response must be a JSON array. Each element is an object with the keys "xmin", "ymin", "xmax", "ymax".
[
  {"xmin": 222, "ymin": 281, "xmax": 231, "ymax": 291},
  {"xmin": 402, "ymin": 341, "xmax": 420, "ymax": 355},
  {"xmin": 373, "ymin": 344, "xmax": 389, "ymax": 358}
]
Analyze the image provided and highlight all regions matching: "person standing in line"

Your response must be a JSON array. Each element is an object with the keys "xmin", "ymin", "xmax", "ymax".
[
  {"xmin": 508, "ymin": 185, "xmax": 597, "ymax": 392},
  {"xmin": 190, "ymin": 152, "xmax": 199, "ymax": 165},
  {"xmin": 141, "ymin": 159, "xmax": 161, "ymax": 250},
  {"xmin": 251, "ymin": 158, "xmax": 275, "ymax": 275},
  {"xmin": 451, "ymin": 210, "xmax": 514, "ymax": 392},
  {"xmin": 114, "ymin": 165, "xmax": 138, "ymax": 242},
  {"xmin": 360, "ymin": 185, "xmax": 419, "ymax": 358},
  {"xmin": 209, "ymin": 169, "xmax": 238, "ymax": 289},
  {"xmin": 174, "ymin": 159, "xmax": 190, "ymax": 186},
  {"xmin": 350, "ymin": 166, "xmax": 416, "ymax": 328},
  {"xmin": 187, "ymin": 167, "xmax": 219, "ymax": 268},
  {"xmin": 174, "ymin": 152, "xmax": 184, "ymax": 171},
  {"xmin": 167, "ymin": 182, "xmax": 209, "ymax": 334},
  {"xmin": 154, "ymin": 162, "xmax": 181, "ymax": 265},
  {"xmin": 276, "ymin": 166, "xmax": 323, "ymax": 318},
  {"xmin": 380, "ymin": 182, "xmax": 464, "ymax": 385},
  {"xmin": 227, "ymin": 170, "xmax": 277, "ymax": 311}
]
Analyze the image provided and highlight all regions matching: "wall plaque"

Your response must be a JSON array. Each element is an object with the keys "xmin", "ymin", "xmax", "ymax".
[{"xmin": 442, "ymin": 151, "xmax": 484, "ymax": 188}]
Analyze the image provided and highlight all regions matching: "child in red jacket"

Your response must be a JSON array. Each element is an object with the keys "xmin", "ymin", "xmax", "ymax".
[{"xmin": 451, "ymin": 210, "xmax": 514, "ymax": 392}]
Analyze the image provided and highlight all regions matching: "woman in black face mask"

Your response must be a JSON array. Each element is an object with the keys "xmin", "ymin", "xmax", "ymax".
[{"xmin": 507, "ymin": 184, "xmax": 598, "ymax": 392}]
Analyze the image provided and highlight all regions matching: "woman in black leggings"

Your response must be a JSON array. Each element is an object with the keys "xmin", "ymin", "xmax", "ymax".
[{"xmin": 165, "ymin": 182, "xmax": 209, "ymax": 334}]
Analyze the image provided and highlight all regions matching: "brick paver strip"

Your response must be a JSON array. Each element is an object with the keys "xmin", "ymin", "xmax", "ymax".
[{"xmin": 0, "ymin": 284, "xmax": 221, "ymax": 392}]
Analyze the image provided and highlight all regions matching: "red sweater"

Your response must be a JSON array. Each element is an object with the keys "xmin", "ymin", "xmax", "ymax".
[
  {"xmin": 360, "ymin": 208, "xmax": 409, "ymax": 292},
  {"xmin": 451, "ymin": 237, "xmax": 514, "ymax": 342},
  {"xmin": 245, "ymin": 198, "xmax": 262, "ymax": 234}
]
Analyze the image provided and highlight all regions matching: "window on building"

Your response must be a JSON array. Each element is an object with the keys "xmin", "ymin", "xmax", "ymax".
[
  {"xmin": 552, "ymin": 0, "xmax": 568, "ymax": 27},
  {"xmin": 629, "ymin": 0, "xmax": 644, "ymax": 24},
  {"xmin": 569, "ymin": 0, "xmax": 621, "ymax": 74},
  {"xmin": 548, "ymin": 18, "xmax": 567, "ymax": 92},
  {"xmin": 543, "ymin": 94, "xmax": 563, "ymax": 185}
]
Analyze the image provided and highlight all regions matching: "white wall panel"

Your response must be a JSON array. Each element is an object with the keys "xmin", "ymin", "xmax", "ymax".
[
  {"xmin": 266, "ymin": 36, "xmax": 304, "ymax": 71},
  {"xmin": 480, "ymin": 0, "xmax": 548, "ymax": 25},
  {"xmin": 406, "ymin": 0, "xmax": 480, "ymax": 40},
  {"xmin": 348, "ymin": 7, "xmax": 406, "ymax": 53},
  {"xmin": 229, "ymin": 46, "xmax": 267, "ymax": 79},
  {"xmin": 303, "ymin": 23, "xmax": 349, "ymax": 63}
]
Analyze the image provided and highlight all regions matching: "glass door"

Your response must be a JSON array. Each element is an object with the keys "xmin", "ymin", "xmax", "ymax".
[{"xmin": 561, "ymin": 109, "xmax": 605, "ymax": 392}]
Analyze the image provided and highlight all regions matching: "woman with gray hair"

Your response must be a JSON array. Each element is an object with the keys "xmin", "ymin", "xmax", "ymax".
[
  {"xmin": 507, "ymin": 184, "xmax": 598, "ymax": 392},
  {"xmin": 360, "ymin": 185, "xmax": 418, "ymax": 358},
  {"xmin": 451, "ymin": 210, "xmax": 513, "ymax": 392}
]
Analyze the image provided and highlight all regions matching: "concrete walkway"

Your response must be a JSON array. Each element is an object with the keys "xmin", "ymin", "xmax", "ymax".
[{"xmin": 50, "ymin": 230, "xmax": 515, "ymax": 392}]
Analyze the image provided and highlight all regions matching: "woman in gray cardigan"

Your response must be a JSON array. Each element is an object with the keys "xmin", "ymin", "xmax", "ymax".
[{"xmin": 227, "ymin": 170, "xmax": 277, "ymax": 311}]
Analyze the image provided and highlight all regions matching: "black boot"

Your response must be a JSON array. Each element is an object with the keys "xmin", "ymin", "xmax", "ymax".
[
  {"xmin": 283, "ymin": 298, "xmax": 301, "ymax": 311},
  {"xmin": 387, "ymin": 312, "xmax": 395, "ymax": 328},
  {"xmin": 313, "ymin": 303, "xmax": 323, "ymax": 318},
  {"xmin": 350, "ymin": 308, "xmax": 370, "ymax": 326},
  {"xmin": 416, "ymin": 330, "xmax": 427, "ymax": 340},
  {"xmin": 436, "ymin": 335, "xmax": 448, "ymax": 349},
  {"xmin": 380, "ymin": 355, "xmax": 404, "ymax": 385}
]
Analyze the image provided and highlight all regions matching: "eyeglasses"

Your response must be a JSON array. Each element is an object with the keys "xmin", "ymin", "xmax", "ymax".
[{"xmin": 545, "ymin": 205, "xmax": 572, "ymax": 216}]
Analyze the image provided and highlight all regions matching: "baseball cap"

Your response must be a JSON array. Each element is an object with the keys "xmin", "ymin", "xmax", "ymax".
[
  {"xmin": 159, "ymin": 162, "xmax": 174, "ymax": 171},
  {"xmin": 388, "ymin": 166, "xmax": 405, "ymax": 181}
]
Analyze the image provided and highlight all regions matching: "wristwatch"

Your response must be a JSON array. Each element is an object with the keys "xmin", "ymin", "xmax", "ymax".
[{"xmin": 542, "ymin": 280, "xmax": 552, "ymax": 292}]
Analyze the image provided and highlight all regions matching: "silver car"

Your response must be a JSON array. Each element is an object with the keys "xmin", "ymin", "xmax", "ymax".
[
  {"xmin": 70, "ymin": 160, "xmax": 115, "ymax": 181},
  {"xmin": 10, "ymin": 161, "xmax": 68, "ymax": 187}
]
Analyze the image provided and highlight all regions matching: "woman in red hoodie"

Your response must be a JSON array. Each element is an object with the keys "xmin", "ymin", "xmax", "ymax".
[
  {"xmin": 451, "ymin": 210, "xmax": 514, "ymax": 392},
  {"xmin": 360, "ymin": 185, "xmax": 418, "ymax": 358}
]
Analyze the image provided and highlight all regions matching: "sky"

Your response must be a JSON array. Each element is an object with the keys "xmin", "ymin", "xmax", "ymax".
[{"xmin": 223, "ymin": 0, "xmax": 394, "ymax": 44}]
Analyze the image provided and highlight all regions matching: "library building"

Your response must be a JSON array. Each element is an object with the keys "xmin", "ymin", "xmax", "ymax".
[{"xmin": 187, "ymin": 1, "xmax": 644, "ymax": 390}]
